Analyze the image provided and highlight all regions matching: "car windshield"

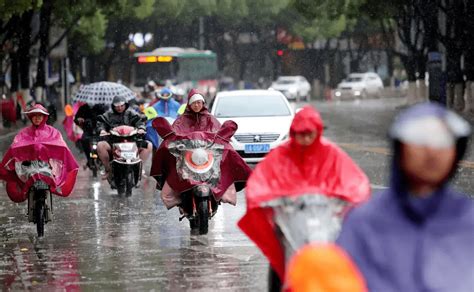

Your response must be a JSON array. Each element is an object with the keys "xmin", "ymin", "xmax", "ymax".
[
  {"xmin": 276, "ymin": 79, "xmax": 297, "ymax": 84},
  {"xmin": 214, "ymin": 95, "xmax": 291, "ymax": 118},
  {"xmin": 345, "ymin": 77, "xmax": 363, "ymax": 82}
]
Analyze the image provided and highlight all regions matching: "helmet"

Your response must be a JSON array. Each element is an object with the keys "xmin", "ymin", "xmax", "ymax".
[{"xmin": 156, "ymin": 88, "xmax": 173, "ymax": 100}]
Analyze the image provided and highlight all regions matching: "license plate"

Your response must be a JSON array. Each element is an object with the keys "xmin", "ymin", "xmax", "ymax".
[
  {"xmin": 122, "ymin": 152, "xmax": 136, "ymax": 159},
  {"xmin": 244, "ymin": 144, "xmax": 270, "ymax": 154}
]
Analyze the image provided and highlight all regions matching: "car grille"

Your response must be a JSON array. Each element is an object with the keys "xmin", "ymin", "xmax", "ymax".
[
  {"xmin": 237, "ymin": 151, "xmax": 267, "ymax": 159},
  {"xmin": 234, "ymin": 134, "xmax": 280, "ymax": 143}
]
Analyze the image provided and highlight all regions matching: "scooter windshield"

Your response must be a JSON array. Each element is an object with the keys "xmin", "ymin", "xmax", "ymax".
[
  {"xmin": 168, "ymin": 139, "xmax": 224, "ymax": 186},
  {"xmin": 262, "ymin": 194, "xmax": 348, "ymax": 262},
  {"xmin": 14, "ymin": 160, "xmax": 54, "ymax": 183}
]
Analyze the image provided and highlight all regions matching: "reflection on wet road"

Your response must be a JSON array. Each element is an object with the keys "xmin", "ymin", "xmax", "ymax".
[{"xmin": 0, "ymin": 169, "xmax": 267, "ymax": 290}]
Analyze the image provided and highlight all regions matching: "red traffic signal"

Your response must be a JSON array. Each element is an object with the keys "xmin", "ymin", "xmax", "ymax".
[{"xmin": 277, "ymin": 49, "xmax": 284, "ymax": 57}]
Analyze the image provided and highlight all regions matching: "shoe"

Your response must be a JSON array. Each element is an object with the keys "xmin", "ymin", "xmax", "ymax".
[{"xmin": 101, "ymin": 170, "xmax": 109, "ymax": 180}]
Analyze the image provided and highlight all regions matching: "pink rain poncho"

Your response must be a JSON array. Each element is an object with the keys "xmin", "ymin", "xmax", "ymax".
[{"xmin": 0, "ymin": 104, "xmax": 79, "ymax": 202}]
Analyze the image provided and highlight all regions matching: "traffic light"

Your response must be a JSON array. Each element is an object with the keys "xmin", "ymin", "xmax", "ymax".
[{"xmin": 277, "ymin": 49, "xmax": 284, "ymax": 57}]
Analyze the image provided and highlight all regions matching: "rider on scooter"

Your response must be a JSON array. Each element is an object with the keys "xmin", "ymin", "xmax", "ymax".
[
  {"xmin": 74, "ymin": 103, "xmax": 107, "ymax": 168},
  {"xmin": 144, "ymin": 87, "xmax": 181, "ymax": 150},
  {"xmin": 238, "ymin": 105, "xmax": 370, "ymax": 290},
  {"xmin": 0, "ymin": 104, "xmax": 79, "ymax": 203},
  {"xmin": 97, "ymin": 96, "xmax": 152, "ymax": 178}
]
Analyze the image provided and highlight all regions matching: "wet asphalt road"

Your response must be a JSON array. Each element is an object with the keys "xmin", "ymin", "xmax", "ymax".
[{"xmin": 1, "ymin": 97, "xmax": 473, "ymax": 291}]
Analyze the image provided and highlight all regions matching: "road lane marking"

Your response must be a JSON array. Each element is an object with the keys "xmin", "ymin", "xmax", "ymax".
[{"xmin": 338, "ymin": 143, "xmax": 474, "ymax": 169}]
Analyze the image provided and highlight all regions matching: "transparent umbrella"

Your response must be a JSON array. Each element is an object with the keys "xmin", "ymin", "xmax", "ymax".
[{"xmin": 72, "ymin": 81, "xmax": 136, "ymax": 105}]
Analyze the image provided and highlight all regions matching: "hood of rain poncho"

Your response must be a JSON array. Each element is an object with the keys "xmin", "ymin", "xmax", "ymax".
[
  {"xmin": 144, "ymin": 96, "xmax": 181, "ymax": 149},
  {"xmin": 150, "ymin": 117, "xmax": 251, "ymax": 201},
  {"xmin": 171, "ymin": 89, "xmax": 221, "ymax": 134},
  {"xmin": 0, "ymin": 104, "xmax": 79, "ymax": 201},
  {"xmin": 111, "ymin": 96, "xmax": 129, "ymax": 113},
  {"xmin": 238, "ymin": 106, "xmax": 370, "ymax": 281},
  {"xmin": 389, "ymin": 102, "xmax": 471, "ymax": 223}
]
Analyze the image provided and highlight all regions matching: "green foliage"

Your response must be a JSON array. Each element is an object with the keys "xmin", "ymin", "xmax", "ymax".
[
  {"xmin": 0, "ymin": 0, "xmax": 42, "ymax": 20},
  {"xmin": 293, "ymin": 14, "xmax": 349, "ymax": 41},
  {"xmin": 131, "ymin": 0, "xmax": 156, "ymax": 20},
  {"xmin": 72, "ymin": 10, "xmax": 107, "ymax": 54},
  {"xmin": 104, "ymin": 0, "xmax": 156, "ymax": 19}
]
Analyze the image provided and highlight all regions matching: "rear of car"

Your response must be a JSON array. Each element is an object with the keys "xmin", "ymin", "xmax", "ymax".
[
  {"xmin": 335, "ymin": 73, "xmax": 384, "ymax": 99},
  {"xmin": 270, "ymin": 76, "xmax": 311, "ymax": 101},
  {"xmin": 211, "ymin": 90, "xmax": 294, "ymax": 163}
]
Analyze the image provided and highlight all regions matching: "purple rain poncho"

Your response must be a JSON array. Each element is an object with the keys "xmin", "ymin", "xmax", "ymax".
[{"xmin": 337, "ymin": 103, "xmax": 474, "ymax": 292}]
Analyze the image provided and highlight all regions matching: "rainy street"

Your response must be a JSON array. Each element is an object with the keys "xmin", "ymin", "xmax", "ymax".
[{"xmin": 1, "ymin": 97, "xmax": 473, "ymax": 291}]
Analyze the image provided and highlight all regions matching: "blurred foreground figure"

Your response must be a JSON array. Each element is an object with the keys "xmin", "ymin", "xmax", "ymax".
[
  {"xmin": 337, "ymin": 102, "xmax": 474, "ymax": 292},
  {"xmin": 286, "ymin": 244, "xmax": 367, "ymax": 292},
  {"xmin": 239, "ymin": 106, "xmax": 370, "ymax": 291}
]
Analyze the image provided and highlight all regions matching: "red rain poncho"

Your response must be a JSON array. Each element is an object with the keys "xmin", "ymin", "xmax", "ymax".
[
  {"xmin": 150, "ymin": 117, "xmax": 251, "ymax": 207},
  {"xmin": 0, "ymin": 104, "xmax": 79, "ymax": 202},
  {"xmin": 238, "ymin": 106, "xmax": 370, "ymax": 280},
  {"xmin": 172, "ymin": 89, "xmax": 221, "ymax": 134}
]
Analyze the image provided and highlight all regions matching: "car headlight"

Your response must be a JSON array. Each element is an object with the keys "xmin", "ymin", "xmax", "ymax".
[
  {"xmin": 289, "ymin": 88, "xmax": 297, "ymax": 93},
  {"xmin": 281, "ymin": 133, "xmax": 289, "ymax": 141},
  {"xmin": 354, "ymin": 90, "xmax": 361, "ymax": 96},
  {"xmin": 335, "ymin": 91, "xmax": 342, "ymax": 97}
]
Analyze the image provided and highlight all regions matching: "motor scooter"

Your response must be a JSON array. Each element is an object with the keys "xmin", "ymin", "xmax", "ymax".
[
  {"xmin": 87, "ymin": 131, "xmax": 102, "ymax": 178},
  {"xmin": 167, "ymin": 138, "xmax": 225, "ymax": 234},
  {"xmin": 103, "ymin": 125, "xmax": 145, "ymax": 197},
  {"xmin": 263, "ymin": 194, "xmax": 349, "ymax": 290},
  {"xmin": 152, "ymin": 118, "xmax": 250, "ymax": 235},
  {"xmin": 15, "ymin": 160, "xmax": 54, "ymax": 237}
]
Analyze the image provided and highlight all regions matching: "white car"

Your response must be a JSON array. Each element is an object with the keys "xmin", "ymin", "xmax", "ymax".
[
  {"xmin": 211, "ymin": 90, "xmax": 294, "ymax": 163},
  {"xmin": 335, "ymin": 72, "xmax": 384, "ymax": 99},
  {"xmin": 270, "ymin": 76, "xmax": 311, "ymax": 101}
]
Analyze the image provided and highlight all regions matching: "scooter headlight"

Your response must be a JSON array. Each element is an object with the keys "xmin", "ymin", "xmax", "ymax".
[{"xmin": 184, "ymin": 149, "xmax": 214, "ymax": 173}]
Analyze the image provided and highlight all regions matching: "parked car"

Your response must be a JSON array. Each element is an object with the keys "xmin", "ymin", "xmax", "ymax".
[
  {"xmin": 270, "ymin": 76, "xmax": 311, "ymax": 101},
  {"xmin": 211, "ymin": 90, "xmax": 294, "ymax": 163},
  {"xmin": 334, "ymin": 72, "xmax": 384, "ymax": 99}
]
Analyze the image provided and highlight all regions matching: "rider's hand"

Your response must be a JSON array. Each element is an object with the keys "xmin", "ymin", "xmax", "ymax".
[
  {"xmin": 99, "ymin": 130, "xmax": 108, "ymax": 136},
  {"xmin": 137, "ymin": 129, "xmax": 146, "ymax": 135}
]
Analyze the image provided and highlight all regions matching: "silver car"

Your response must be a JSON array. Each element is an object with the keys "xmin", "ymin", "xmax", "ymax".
[{"xmin": 335, "ymin": 72, "xmax": 384, "ymax": 99}]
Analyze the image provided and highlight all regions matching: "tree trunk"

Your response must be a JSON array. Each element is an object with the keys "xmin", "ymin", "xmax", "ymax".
[
  {"xmin": 10, "ymin": 52, "xmax": 19, "ymax": 94},
  {"xmin": 35, "ymin": 0, "xmax": 53, "ymax": 103},
  {"xmin": 18, "ymin": 11, "xmax": 34, "ymax": 103},
  {"xmin": 446, "ymin": 50, "xmax": 464, "ymax": 110},
  {"xmin": 446, "ymin": 84, "xmax": 455, "ymax": 108},
  {"xmin": 465, "ymin": 81, "xmax": 474, "ymax": 114},
  {"xmin": 400, "ymin": 54, "xmax": 418, "ymax": 104},
  {"xmin": 416, "ymin": 54, "xmax": 427, "ymax": 102},
  {"xmin": 463, "ymin": 1, "xmax": 474, "ymax": 113}
]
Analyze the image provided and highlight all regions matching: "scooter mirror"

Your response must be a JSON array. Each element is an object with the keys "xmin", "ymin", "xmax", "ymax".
[
  {"xmin": 216, "ymin": 120, "xmax": 238, "ymax": 141},
  {"xmin": 152, "ymin": 117, "xmax": 174, "ymax": 139}
]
